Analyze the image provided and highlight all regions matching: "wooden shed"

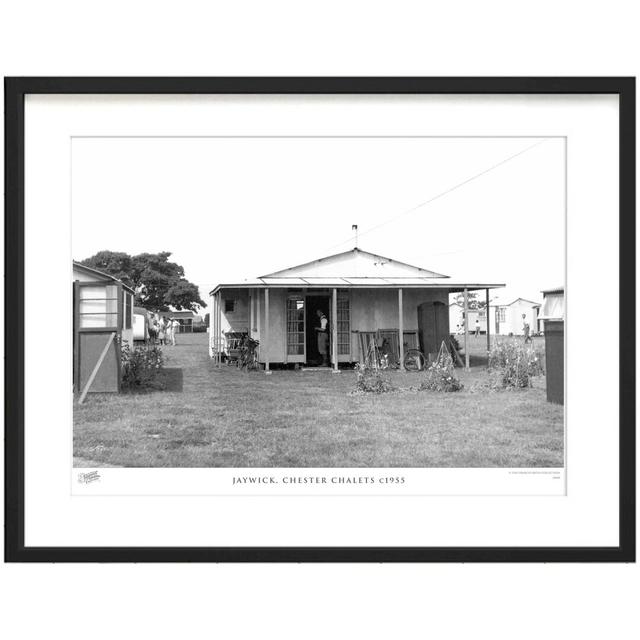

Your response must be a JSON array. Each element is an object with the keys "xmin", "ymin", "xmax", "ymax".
[
  {"xmin": 73, "ymin": 262, "xmax": 135, "ymax": 399},
  {"xmin": 539, "ymin": 286, "xmax": 565, "ymax": 405},
  {"xmin": 209, "ymin": 248, "xmax": 504, "ymax": 372}
]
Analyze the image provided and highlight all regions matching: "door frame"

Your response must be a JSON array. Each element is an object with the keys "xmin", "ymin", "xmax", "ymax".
[
  {"xmin": 303, "ymin": 291, "xmax": 331, "ymax": 366},
  {"xmin": 285, "ymin": 293, "xmax": 306, "ymax": 364}
]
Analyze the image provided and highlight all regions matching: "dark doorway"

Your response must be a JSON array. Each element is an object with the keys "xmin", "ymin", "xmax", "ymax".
[
  {"xmin": 305, "ymin": 295, "xmax": 330, "ymax": 365},
  {"xmin": 417, "ymin": 300, "xmax": 449, "ymax": 362}
]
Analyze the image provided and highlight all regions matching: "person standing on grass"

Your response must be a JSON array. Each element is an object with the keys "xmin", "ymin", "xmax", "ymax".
[
  {"xmin": 474, "ymin": 318, "xmax": 481, "ymax": 337},
  {"xmin": 171, "ymin": 318, "xmax": 180, "ymax": 345},
  {"xmin": 315, "ymin": 309, "xmax": 329, "ymax": 366},
  {"xmin": 158, "ymin": 316, "xmax": 166, "ymax": 346},
  {"xmin": 523, "ymin": 314, "xmax": 532, "ymax": 344},
  {"xmin": 165, "ymin": 317, "xmax": 174, "ymax": 346}
]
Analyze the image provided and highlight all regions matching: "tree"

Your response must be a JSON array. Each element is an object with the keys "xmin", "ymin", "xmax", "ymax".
[
  {"xmin": 79, "ymin": 250, "xmax": 135, "ymax": 288},
  {"xmin": 453, "ymin": 291, "xmax": 486, "ymax": 310},
  {"xmin": 164, "ymin": 279, "xmax": 206, "ymax": 312},
  {"xmin": 80, "ymin": 250, "xmax": 206, "ymax": 312}
]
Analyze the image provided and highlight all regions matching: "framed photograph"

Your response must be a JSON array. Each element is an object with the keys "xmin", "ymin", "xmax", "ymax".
[{"xmin": 5, "ymin": 77, "xmax": 635, "ymax": 562}]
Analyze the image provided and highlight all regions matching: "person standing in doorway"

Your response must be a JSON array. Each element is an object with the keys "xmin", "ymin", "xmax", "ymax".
[
  {"xmin": 315, "ymin": 309, "xmax": 329, "ymax": 366},
  {"xmin": 474, "ymin": 318, "xmax": 481, "ymax": 337}
]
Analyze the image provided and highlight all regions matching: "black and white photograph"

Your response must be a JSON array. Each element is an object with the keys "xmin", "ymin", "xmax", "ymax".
[{"xmin": 72, "ymin": 135, "xmax": 565, "ymax": 471}]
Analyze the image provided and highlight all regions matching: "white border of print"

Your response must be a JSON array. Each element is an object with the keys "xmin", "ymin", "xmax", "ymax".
[{"xmin": 24, "ymin": 94, "xmax": 618, "ymax": 548}]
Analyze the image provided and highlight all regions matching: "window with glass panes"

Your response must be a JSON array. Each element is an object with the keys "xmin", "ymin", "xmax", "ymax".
[
  {"xmin": 286, "ymin": 297, "xmax": 305, "ymax": 355},
  {"xmin": 79, "ymin": 285, "xmax": 119, "ymax": 328},
  {"xmin": 337, "ymin": 294, "xmax": 350, "ymax": 355}
]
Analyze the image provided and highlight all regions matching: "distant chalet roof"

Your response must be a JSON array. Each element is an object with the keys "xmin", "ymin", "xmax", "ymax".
[
  {"xmin": 210, "ymin": 248, "xmax": 504, "ymax": 295},
  {"xmin": 498, "ymin": 297, "xmax": 542, "ymax": 307},
  {"xmin": 541, "ymin": 286, "xmax": 565, "ymax": 295}
]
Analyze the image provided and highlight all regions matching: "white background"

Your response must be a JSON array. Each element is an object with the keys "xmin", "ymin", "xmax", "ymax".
[
  {"xmin": 26, "ymin": 94, "xmax": 610, "ymax": 547},
  {"xmin": 1, "ymin": 2, "xmax": 638, "ymax": 639},
  {"xmin": 71, "ymin": 134, "xmax": 566, "ymax": 304}
]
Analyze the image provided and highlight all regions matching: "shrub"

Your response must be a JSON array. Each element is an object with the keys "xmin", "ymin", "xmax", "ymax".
[
  {"xmin": 487, "ymin": 340, "xmax": 544, "ymax": 389},
  {"xmin": 354, "ymin": 362, "xmax": 394, "ymax": 393},
  {"xmin": 121, "ymin": 343, "xmax": 165, "ymax": 391},
  {"xmin": 420, "ymin": 341, "xmax": 463, "ymax": 392}
]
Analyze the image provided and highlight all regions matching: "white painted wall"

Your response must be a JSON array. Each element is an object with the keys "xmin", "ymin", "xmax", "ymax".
[{"xmin": 215, "ymin": 287, "xmax": 452, "ymax": 364}]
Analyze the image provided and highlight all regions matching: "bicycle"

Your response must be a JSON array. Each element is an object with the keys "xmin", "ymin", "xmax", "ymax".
[
  {"xmin": 403, "ymin": 348, "xmax": 426, "ymax": 371},
  {"xmin": 238, "ymin": 336, "xmax": 261, "ymax": 371}
]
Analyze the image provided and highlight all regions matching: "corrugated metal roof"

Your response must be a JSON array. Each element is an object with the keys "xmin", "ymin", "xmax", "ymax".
[
  {"xmin": 341, "ymin": 277, "xmax": 394, "ymax": 286},
  {"xmin": 210, "ymin": 280, "xmax": 504, "ymax": 294},
  {"xmin": 259, "ymin": 277, "xmax": 310, "ymax": 286}
]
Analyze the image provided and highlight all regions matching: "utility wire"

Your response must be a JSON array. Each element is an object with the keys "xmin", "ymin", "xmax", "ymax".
[{"xmin": 326, "ymin": 138, "xmax": 549, "ymax": 251}]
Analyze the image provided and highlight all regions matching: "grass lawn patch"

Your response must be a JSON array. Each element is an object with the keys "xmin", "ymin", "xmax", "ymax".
[{"xmin": 74, "ymin": 333, "xmax": 563, "ymax": 468}]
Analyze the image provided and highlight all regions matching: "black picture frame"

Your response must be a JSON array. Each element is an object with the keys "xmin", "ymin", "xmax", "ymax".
[{"xmin": 4, "ymin": 77, "xmax": 635, "ymax": 563}]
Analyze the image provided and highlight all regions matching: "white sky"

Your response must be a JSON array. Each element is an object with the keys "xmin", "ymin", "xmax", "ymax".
[{"xmin": 72, "ymin": 136, "xmax": 565, "ymax": 307}]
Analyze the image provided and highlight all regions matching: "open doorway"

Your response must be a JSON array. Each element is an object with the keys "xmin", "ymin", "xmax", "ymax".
[{"xmin": 305, "ymin": 295, "xmax": 330, "ymax": 366}]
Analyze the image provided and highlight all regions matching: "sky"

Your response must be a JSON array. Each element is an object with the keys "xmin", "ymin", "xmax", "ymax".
[{"xmin": 71, "ymin": 136, "xmax": 565, "ymax": 307}]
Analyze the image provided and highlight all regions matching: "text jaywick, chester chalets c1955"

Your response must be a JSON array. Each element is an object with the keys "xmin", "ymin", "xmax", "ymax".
[{"xmin": 232, "ymin": 475, "xmax": 405, "ymax": 486}]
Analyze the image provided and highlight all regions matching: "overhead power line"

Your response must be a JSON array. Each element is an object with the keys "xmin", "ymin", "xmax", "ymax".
[{"xmin": 326, "ymin": 138, "xmax": 550, "ymax": 251}]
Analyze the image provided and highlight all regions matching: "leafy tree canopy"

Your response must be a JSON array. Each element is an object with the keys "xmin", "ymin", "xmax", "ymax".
[
  {"xmin": 80, "ymin": 250, "xmax": 206, "ymax": 312},
  {"xmin": 453, "ymin": 291, "xmax": 487, "ymax": 310}
]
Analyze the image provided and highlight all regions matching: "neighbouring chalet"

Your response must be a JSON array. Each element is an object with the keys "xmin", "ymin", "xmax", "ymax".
[
  {"xmin": 209, "ymin": 248, "xmax": 504, "ymax": 372},
  {"xmin": 170, "ymin": 310, "xmax": 204, "ymax": 333},
  {"xmin": 450, "ymin": 297, "xmax": 542, "ymax": 336}
]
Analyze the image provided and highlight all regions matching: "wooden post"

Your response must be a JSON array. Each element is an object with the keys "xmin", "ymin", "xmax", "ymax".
[
  {"xmin": 398, "ymin": 288, "xmax": 404, "ymax": 371},
  {"xmin": 256, "ymin": 287, "xmax": 261, "ymax": 360},
  {"xmin": 332, "ymin": 288, "xmax": 339, "ymax": 372},
  {"xmin": 249, "ymin": 289, "xmax": 254, "ymax": 337},
  {"xmin": 214, "ymin": 293, "xmax": 218, "ymax": 364},
  {"xmin": 463, "ymin": 288, "xmax": 470, "ymax": 370},
  {"xmin": 264, "ymin": 288, "xmax": 271, "ymax": 374},
  {"xmin": 485, "ymin": 288, "xmax": 491, "ymax": 354},
  {"xmin": 217, "ymin": 292, "xmax": 222, "ymax": 368},
  {"xmin": 209, "ymin": 293, "xmax": 215, "ymax": 358}
]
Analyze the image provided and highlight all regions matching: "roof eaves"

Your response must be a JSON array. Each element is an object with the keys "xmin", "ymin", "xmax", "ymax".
[{"xmin": 73, "ymin": 261, "xmax": 135, "ymax": 294}]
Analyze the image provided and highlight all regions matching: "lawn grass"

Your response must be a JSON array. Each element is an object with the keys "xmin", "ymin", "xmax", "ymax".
[{"xmin": 74, "ymin": 333, "xmax": 563, "ymax": 468}]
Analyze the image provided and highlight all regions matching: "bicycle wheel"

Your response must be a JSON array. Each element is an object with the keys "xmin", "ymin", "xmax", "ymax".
[{"xmin": 403, "ymin": 349, "xmax": 426, "ymax": 371}]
